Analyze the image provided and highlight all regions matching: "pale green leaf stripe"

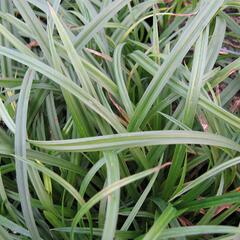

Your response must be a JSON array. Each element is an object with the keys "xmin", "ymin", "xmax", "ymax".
[
  {"xmin": 47, "ymin": 0, "xmax": 61, "ymax": 34},
  {"xmin": 0, "ymin": 99, "xmax": 15, "ymax": 133},
  {"xmin": 102, "ymin": 152, "xmax": 120, "ymax": 240},
  {"xmin": 159, "ymin": 112, "xmax": 191, "ymax": 131},
  {"xmin": 0, "ymin": 46, "xmax": 125, "ymax": 133},
  {"xmin": 46, "ymin": 93, "xmax": 63, "ymax": 140},
  {"xmin": 30, "ymin": 130, "xmax": 240, "ymax": 152},
  {"xmin": 159, "ymin": 226, "xmax": 240, "ymax": 239},
  {"xmin": 0, "ymin": 215, "xmax": 30, "ymax": 237},
  {"xmin": 206, "ymin": 17, "xmax": 226, "ymax": 72},
  {"xmin": 172, "ymin": 155, "xmax": 240, "ymax": 200},
  {"xmin": 128, "ymin": 0, "xmax": 224, "ymax": 130},
  {"xmin": 183, "ymin": 29, "xmax": 208, "ymax": 126},
  {"xmin": 224, "ymin": 0, "xmax": 240, "ymax": 7},
  {"xmin": 220, "ymin": 11, "xmax": 240, "ymax": 35},
  {"xmin": 52, "ymin": 227, "xmax": 140, "ymax": 239},
  {"xmin": 14, "ymin": 69, "xmax": 41, "ymax": 239},
  {"xmin": 114, "ymin": 43, "xmax": 134, "ymax": 117},
  {"xmin": 73, "ymin": 0, "xmax": 131, "ymax": 50}
]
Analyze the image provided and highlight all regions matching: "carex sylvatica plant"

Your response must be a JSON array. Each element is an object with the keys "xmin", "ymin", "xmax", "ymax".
[{"xmin": 0, "ymin": 0, "xmax": 240, "ymax": 239}]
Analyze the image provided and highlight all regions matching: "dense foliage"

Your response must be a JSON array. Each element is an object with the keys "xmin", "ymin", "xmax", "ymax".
[{"xmin": 0, "ymin": 0, "xmax": 240, "ymax": 239}]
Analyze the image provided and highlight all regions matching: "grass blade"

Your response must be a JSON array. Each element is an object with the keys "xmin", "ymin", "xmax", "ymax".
[
  {"xmin": 160, "ymin": 226, "xmax": 240, "ymax": 239},
  {"xmin": 14, "ymin": 69, "xmax": 41, "ymax": 239},
  {"xmin": 30, "ymin": 130, "xmax": 240, "ymax": 152}
]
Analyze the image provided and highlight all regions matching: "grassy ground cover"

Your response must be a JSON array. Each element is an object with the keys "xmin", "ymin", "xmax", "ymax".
[{"xmin": 0, "ymin": 0, "xmax": 240, "ymax": 239}]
